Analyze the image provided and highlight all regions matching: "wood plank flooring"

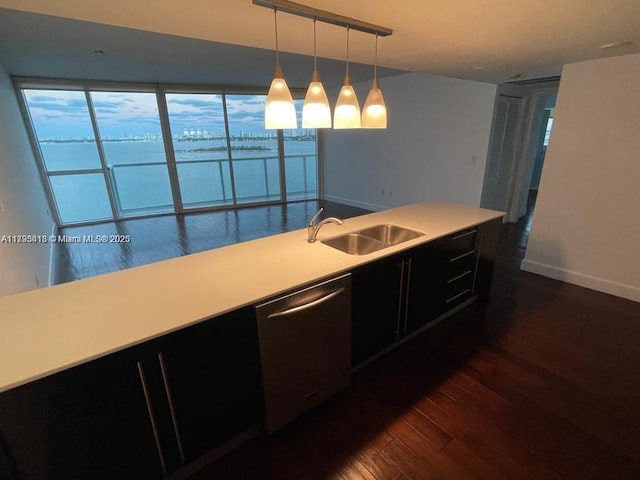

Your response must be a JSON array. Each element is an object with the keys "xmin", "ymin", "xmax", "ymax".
[
  {"xmin": 52, "ymin": 200, "xmax": 370, "ymax": 284},
  {"xmin": 187, "ymin": 193, "xmax": 640, "ymax": 480}
]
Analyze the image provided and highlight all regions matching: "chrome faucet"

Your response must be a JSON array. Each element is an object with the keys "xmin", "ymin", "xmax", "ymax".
[{"xmin": 307, "ymin": 208, "xmax": 343, "ymax": 243}]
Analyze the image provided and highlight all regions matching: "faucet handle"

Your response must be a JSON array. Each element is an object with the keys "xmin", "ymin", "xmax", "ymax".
[{"xmin": 309, "ymin": 208, "xmax": 324, "ymax": 227}]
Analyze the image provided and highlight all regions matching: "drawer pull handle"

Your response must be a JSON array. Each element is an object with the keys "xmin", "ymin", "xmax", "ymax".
[
  {"xmin": 305, "ymin": 389, "xmax": 321, "ymax": 399},
  {"xmin": 268, "ymin": 288, "xmax": 345, "ymax": 319},
  {"xmin": 449, "ymin": 250, "xmax": 474, "ymax": 263},
  {"xmin": 453, "ymin": 230, "xmax": 476, "ymax": 240},
  {"xmin": 403, "ymin": 259, "xmax": 412, "ymax": 335},
  {"xmin": 158, "ymin": 352, "xmax": 185, "ymax": 464},
  {"xmin": 395, "ymin": 261, "xmax": 406, "ymax": 339},
  {"xmin": 447, "ymin": 270, "xmax": 473, "ymax": 284},
  {"xmin": 137, "ymin": 361, "xmax": 167, "ymax": 476},
  {"xmin": 446, "ymin": 289, "xmax": 471, "ymax": 304}
]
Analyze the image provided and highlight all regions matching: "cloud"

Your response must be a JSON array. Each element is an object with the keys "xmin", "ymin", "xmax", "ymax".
[
  {"xmin": 29, "ymin": 95, "xmax": 58, "ymax": 102},
  {"xmin": 92, "ymin": 100, "xmax": 126, "ymax": 109},
  {"xmin": 168, "ymin": 97, "xmax": 222, "ymax": 108}
]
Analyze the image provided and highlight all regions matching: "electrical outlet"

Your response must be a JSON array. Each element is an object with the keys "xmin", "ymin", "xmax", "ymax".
[
  {"xmin": 381, "ymin": 189, "xmax": 386, "ymax": 196},
  {"xmin": 34, "ymin": 275, "xmax": 40, "ymax": 288},
  {"xmin": 471, "ymin": 155, "xmax": 478, "ymax": 164},
  {"xmin": 389, "ymin": 191, "xmax": 393, "ymax": 198}
]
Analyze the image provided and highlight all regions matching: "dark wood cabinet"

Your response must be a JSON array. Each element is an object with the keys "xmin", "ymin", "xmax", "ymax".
[
  {"xmin": 351, "ymin": 254, "xmax": 404, "ymax": 366},
  {"xmin": 0, "ymin": 307, "xmax": 263, "ymax": 480},
  {"xmin": 0, "ymin": 347, "xmax": 164, "ymax": 480},
  {"xmin": 474, "ymin": 217, "xmax": 502, "ymax": 299},
  {"xmin": 352, "ymin": 219, "xmax": 501, "ymax": 367},
  {"xmin": 152, "ymin": 306, "xmax": 262, "ymax": 464}
]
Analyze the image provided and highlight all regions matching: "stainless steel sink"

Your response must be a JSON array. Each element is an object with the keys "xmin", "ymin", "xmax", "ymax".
[
  {"xmin": 321, "ymin": 224, "xmax": 424, "ymax": 255},
  {"xmin": 358, "ymin": 224, "xmax": 424, "ymax": 245},
  {"xmin": 321, "ymin": 233, "xmax": 388, "ymax": 255}
]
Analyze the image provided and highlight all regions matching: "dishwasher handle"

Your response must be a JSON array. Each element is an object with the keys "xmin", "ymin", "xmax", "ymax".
[{"xmin": 267, "ymin": 288, "xmax": 346, "ymax": 320}]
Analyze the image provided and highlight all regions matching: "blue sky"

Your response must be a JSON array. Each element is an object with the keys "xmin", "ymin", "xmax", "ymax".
[{"xmin": 23, "ymin": 90, "xmax": 304, "ymax": 139}]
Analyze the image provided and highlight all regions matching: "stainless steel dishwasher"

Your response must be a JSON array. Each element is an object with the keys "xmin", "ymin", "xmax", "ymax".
[{"xmin": 255, "ymin": 273, "xmax": 351, "ymax": 433}]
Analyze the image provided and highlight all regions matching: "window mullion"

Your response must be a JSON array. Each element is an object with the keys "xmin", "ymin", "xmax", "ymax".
[
  {"xmin": 277, "ymin": 129, "xmax": 286, "ymax": 202},
  {"xmin": 85, "ymin": 90, "xmax": 119, "ymax": 219},
  {"xmin": 156, "ymin": 87, "xmax": 183, "ymax": 214},
  {"xmin": 222, "ymin": 94, "xmax": 238, "ymax": 205}
]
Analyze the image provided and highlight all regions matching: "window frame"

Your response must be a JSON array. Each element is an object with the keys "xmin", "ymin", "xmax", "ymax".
[{"xmin": 13, "ymin": 77, "xmax": 320, "ymax": 226}]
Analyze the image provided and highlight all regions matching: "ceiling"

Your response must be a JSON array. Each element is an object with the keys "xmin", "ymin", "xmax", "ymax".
[{"xmin": 0, "ymin": 0, "xmax": 639, "ymax": 86}]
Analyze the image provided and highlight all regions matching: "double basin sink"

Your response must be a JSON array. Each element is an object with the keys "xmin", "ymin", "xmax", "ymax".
[{"xmin": 322, "ymin": 224, "xmax": 424, "ymax": 255}]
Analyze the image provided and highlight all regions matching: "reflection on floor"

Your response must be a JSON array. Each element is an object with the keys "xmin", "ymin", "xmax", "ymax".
[{"xmin": 53, "ymin": 200, "xmax": 370, "ymax": 284}]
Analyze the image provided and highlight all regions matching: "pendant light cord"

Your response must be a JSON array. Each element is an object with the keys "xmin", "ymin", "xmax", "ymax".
[
  {"xmin": 346, "ymin": 26, "xmax": 350, "ymax": 76},
  {"xmin": 273, "ymin": 7, "xmax": 280, "ymax": 66},
  {"xmin": 313, "ymin": 18, "xmax": 317, "ymax": 71},
  {"xmin": 374, "ymin": 33, "xmax": 378, "ymax": 80}
]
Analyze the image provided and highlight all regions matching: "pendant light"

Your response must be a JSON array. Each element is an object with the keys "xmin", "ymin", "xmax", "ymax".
[
  {"xmin": 362, "ymin": 34, "xmax": 387, "ymax": 128},
  {"xmin": 302, "ymin": 18, "xmax": 331, "ymax": 128},
  {"xmin": 265, "ymin": 7, "xmax": 297, "ymax": 129},
  {"xmin": 333, "ymin": 26, "xmax": 361, "ymax": 129}
]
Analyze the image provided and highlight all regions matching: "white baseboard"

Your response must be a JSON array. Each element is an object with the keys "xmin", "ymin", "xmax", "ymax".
[
  {"xmin": 322, "ymin": 194, "xmax": 387, "ymax": 212},
  {"xmin": 521, "ymin": 259, "xmax": 640, "ymax": 303}
]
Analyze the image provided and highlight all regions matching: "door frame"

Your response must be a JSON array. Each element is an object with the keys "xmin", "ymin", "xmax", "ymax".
[
  {"xmin": 480, "ymin": 93, "xmax": 527, "ymax": 214},
  {"xmin": 508, "ymin": 85, "xmax": 558, "ymax": 222}
]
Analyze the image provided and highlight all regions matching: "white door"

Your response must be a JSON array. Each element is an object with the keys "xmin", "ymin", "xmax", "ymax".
[{"xmin": 481, "ymin": 95, "xmax": 524, "ymax": 213}]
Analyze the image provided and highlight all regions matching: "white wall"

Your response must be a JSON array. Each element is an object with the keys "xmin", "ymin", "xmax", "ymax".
[
  {"xmin": 322, "ymin": 72, "xmax": 497, "ymax": 211},
  {"xmin": 0, "ymin": 64, "xmax": 54, "ymax": 298},
  {"xmin": 522, "ymin": 53, "xmax": 640, "ymax": 302}
]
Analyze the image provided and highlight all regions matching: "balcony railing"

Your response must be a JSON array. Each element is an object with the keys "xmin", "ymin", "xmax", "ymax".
[{"xmin": 105, "ymin": 154, "xmax": 317, "ymax": 216}]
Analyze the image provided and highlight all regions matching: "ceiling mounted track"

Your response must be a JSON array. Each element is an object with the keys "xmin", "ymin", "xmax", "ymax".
[{"xmin": 252, "ymin": 0, "xmax": 393, "ymax": 37}]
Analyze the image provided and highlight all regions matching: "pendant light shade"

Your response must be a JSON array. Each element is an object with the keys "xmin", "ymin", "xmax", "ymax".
[
  {"xmin": 303, "ymin": 19, "xmax": 331, "ymax": 128},
  {"xmin": 334, "ymin": 74, "xmax": 361, "ymax": 129},
  {"xmin": 362, "ymin": 35, "xmax": 387, "ymax": 128},
  {"xmin": 265, "ymin": 8, "xmax": 297, "ymax": 129},
  {"xmin": 334, "ymin": 27, "xmax": 361, "ymax": 129},
  {"xmin": 266, "ymin": 64, "xmax": 297, "ymax": 129}
]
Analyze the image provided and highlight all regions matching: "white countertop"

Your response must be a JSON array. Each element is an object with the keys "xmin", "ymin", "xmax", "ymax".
[{"xmin": 0, "ymin": 201, "xmax": 503, "ymax": 393}]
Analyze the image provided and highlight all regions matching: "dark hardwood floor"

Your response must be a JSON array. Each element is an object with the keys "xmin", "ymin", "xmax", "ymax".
[
  {"xmin": 53, "ymin": 200, "xmax": 370, "ymax": 284},
  {"xmin": 187, "ymin": 192, "xmax": 640, "ymax": 480}
]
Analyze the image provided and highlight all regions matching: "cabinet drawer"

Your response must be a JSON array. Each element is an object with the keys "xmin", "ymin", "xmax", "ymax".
[
  {"xmin": 444, "ymin": 271, "xmax": 474, "ymax": 307},
  {"xmin": 445, "ymin": 228, "xmax": 477, "ymax": 261},
  {"xmin": 446, "ymin": 251, "xmax": 476, "ymax": 280}
]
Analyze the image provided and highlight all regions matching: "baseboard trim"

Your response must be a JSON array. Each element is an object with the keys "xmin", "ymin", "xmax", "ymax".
[
  {"xmin": 521, "ymin": 259, "xmax": 640, "ymax": 303},
  {"xmin": 322, "ymin": 194, "xmax": 386, "ymax": 212}
]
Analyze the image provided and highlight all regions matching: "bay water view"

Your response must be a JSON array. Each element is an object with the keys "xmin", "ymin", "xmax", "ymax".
[
  {"xmin": 39, "ymin": 136, "xmax": 317, "ymax": 223},
  {"xmin": 24, "ymin": 88, "xmax": 318, "ymax": 224}
]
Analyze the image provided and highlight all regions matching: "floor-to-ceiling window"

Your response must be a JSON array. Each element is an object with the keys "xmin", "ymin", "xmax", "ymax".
[
  {"xmin": 22, "ymin": 89, "xmax": 114, "ymax": 224},
  {"xmin": 91, "ymin": 90, "xmax": 174, "ymax": 217},
  {"xmin": 18, "ymin": 81, "xmax": 319, "ymax": 226},
  {"xmin": 165, "ymin": 92, "xmax": 234, "ymax": 208},
  {"xmin": 283, "ymin": 100, "xmax": 318, "ymax": 201}
]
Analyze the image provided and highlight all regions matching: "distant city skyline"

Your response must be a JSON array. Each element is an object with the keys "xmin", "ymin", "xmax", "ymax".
[{"xmin": 24, "ymin": 90, "xmax": 307, "ymax": 139}]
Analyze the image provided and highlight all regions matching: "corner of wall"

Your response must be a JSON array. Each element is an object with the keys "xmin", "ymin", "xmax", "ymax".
[{"xmin": 0, "ymin": 65, "xmax": 55, "ymax": 298}]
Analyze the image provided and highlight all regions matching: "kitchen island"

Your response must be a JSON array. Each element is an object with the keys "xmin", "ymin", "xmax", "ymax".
[{"xmin": 0, "ymin": 201, "xmax": 503, "ymax": 479}]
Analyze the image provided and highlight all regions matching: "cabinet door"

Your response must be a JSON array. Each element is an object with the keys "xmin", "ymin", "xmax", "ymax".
[
  {"xmin": 474, "ymin": 218, "xmax": 502, "ymax": 299},
  {"xmin": 0, "ymin": 349, "xmax": 164, "ymax": 480},
  {"xmin": 405, "ymin": 241, "xmax": 448, "ymax": 334},
  {"xmin": 351, "ymin": 255, "xmax": 403, "ymax": 366},
  {"xmin": 154, "ymin": 307, "xmax": 263, "ymax": 464}
]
